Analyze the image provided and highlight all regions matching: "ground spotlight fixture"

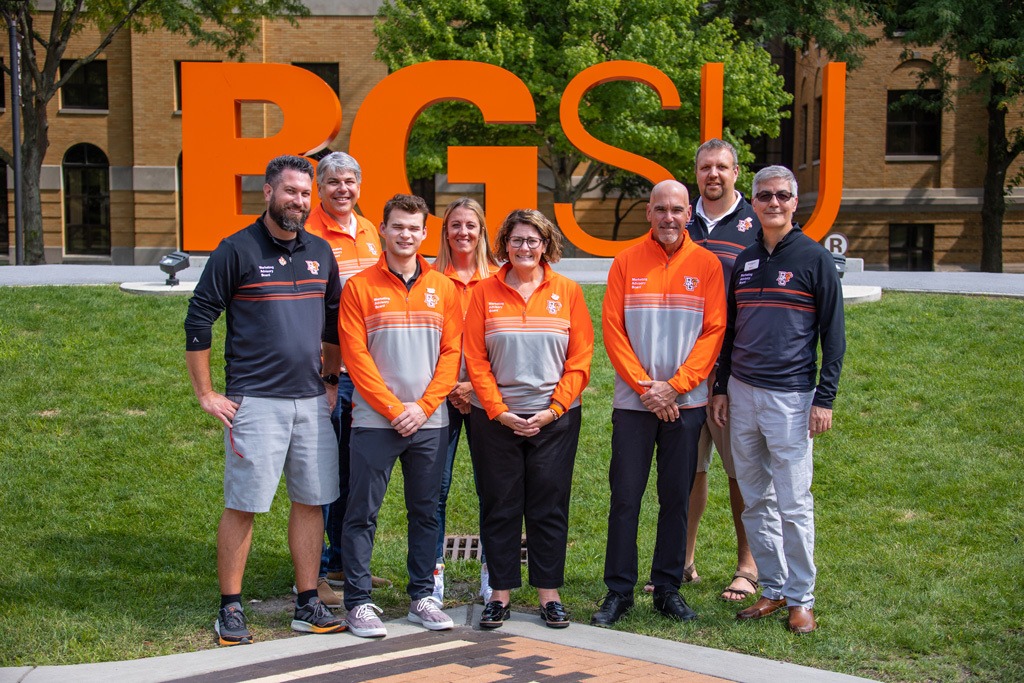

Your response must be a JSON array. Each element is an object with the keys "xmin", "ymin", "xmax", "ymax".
[{"xmin": 159, "ymin": 251, "xmax": 191, "ymax": 286}]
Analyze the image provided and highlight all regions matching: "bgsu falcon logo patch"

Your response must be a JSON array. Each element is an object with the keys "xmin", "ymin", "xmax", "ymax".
[
  {"xmin": 684, "ymin": 276, "xmax": 699, "ymax": 291},
  {"xmin": 306, "ymin": 260, "xmax": 320, "ymax": 275},
  {"xmin": 737, "ymin": 217, "xmax": 753, "ymax": 232},
  {"xmin": 424, "ymin": 287, "xmax": 439, "ymax": 309},
  {"xmin": 777, "ymin": 271, "xmax": 793, "ymax": 286}
]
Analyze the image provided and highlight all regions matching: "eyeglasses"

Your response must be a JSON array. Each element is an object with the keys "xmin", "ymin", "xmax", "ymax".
[
  {"xmin": 754, "ymin": 190, "xmax": 794, "ymax": 203},
  {"xmin": 508, "ymin": 236, "xmax": 544, "ymax": 249}
]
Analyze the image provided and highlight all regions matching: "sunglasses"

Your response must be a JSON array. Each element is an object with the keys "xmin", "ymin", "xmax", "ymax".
[{"xmin": 754, "ymin": 190, "xmax": 794, "ymax": 203}]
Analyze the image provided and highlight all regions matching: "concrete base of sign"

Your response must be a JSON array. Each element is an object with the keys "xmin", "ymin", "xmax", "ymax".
[
  {"xmin": 120, "ymin": 281, "xmax": 198, "ymax": 296},
  {"xmin": 842, "ymin": 284, "xmax": 881, "ymax": 304}
]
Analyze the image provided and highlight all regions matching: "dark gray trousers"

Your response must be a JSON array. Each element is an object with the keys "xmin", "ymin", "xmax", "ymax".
[{"xmin": 342, "ymin": 426, "xmax": 445, "ymax": 609}]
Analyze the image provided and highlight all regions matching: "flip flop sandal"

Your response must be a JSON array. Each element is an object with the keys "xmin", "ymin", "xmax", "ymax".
[
  {"xmin": 720, "ymin": 571, "xmax": 759, "ymax": 602},
  {"xmin": 683, "ymin": 564, "xmax": 701, "ymax": 584}
]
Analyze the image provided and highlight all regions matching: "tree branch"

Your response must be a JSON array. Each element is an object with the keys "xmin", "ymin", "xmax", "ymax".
[{"xmin": 52, "ymin": 0, "xmax": 149, "ymax": 93}]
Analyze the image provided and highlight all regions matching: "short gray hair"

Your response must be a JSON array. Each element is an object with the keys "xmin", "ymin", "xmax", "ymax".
[
  {"xmin": 694, "ymin": 138, "xmax": 738, "ymax": 170},
  {"xmin": 752, "ymin": 165, "xmax": 798, "ymax": 198},
  {"xmin": 316, "ymin": 151, "xmax": 362, "ymax": 186}
]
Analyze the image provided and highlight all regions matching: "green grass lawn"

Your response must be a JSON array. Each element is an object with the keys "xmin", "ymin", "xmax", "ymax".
[{"xmin": 0, "ymin": 285, "xmax": 1021, "ymax": 681}]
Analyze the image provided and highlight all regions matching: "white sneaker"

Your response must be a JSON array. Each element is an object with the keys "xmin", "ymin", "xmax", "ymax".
[
  {"xmin": 479, "ymin": 563, "xmax": 493, "ymax": 603},
  {"xmin": 407, "ymin": 596, "xmax": 454, "ymax": 631},
  {"xmin": 432, "ymin": 562, "xmax": 445, "ymax": 602},
  {"xmin": 347, "ymin": 603, "xmax": 387, "ymax": 638}
]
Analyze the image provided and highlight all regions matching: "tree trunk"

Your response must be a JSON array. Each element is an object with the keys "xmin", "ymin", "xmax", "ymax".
[
  {"xmin": 980, "ymin": 81, "xmax": 1008, "ymax": 273},
  {"xmin": 21, "ymin": 108, "xmax": 48, "ymax": 264}
]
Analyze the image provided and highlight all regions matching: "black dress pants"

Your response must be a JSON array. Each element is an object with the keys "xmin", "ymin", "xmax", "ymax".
[
  {"xmin": 469, "ymin": 406, "xmax": 581, "ymax": 590},
  {"xmin": 603, "ymin": 407, "xmax": 705, "ymax": 595}
]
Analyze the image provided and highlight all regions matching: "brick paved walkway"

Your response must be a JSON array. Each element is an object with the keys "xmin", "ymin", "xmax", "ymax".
[{"xmin": 168, "ymin": 629, "xmax": 727, "ymax": 683}]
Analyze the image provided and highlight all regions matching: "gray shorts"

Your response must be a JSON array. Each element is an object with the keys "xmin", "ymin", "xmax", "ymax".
[{"xmin": 223, "ymin": 395, "xmax": 339, "ymax": 513}]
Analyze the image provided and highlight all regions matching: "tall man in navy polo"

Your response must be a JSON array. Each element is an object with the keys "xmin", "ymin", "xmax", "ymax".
[
  {"xmin": 711, "ymin": 165, "xmax": 845, "ymax": 634},
  {"xmin": 185, "ymin": 155, "xmax": 346, "ymax": 646}
]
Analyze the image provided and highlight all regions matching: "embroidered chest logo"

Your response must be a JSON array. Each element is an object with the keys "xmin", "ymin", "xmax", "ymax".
[
  {"xmin": 684, "ymin": 276, "xmax": 700, "ymax": 291},
  {"xmin": 368, "ymin": 243, "xmax": 378, "ymax": 256},
  {"xmin": 373, "ymin": 296, "xmax": 390, "ymax": 310},
  {"xmin": 777, "ymin": 271, "xmax": 794, "ymax": 286},
  {"xmin": 306, "ymin": 260, "xmax": 320, "ymax": 275},
  {"xmin": 424, "ymin": 287, "xmax": 439, "ymax": 309},
  {"xmin": 259, "ymin": 265, "xmax": 275, "ymax": 277},
  {"xmin": 737, "ymin": 217, "xmax": 753, "ymax": 232},
  {"xmin": 278, "ymin": 256, "xmax": 287, "ymax": 266},
  {"xmin": 334, "ymin": 246, "xmax": 344, "ymax": 258},
  {"xmin": 546, "ymin": 293, "xmax": 563, "ymax": 315},
  {"xmin": 630, "ymin": 276, "xmax": 648, "ymax": 291},
  {"xmin": 488, "ymin": 301, "xmax": 505, "ymax": 313}
]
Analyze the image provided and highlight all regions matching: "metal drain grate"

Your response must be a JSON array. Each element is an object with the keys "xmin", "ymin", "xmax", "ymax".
[{"xmin": 443, "ymin": 535, "xmax": 528, "ymax": 564}]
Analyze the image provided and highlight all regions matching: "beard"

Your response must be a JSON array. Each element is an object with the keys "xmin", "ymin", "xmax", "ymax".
[
  {"xmin": 268, "ymin": 198, "xmax": 309, "ymax": 233},
  {"xmin": 702, "ymin": 184, "xmax": 725, "ymax": 202}
]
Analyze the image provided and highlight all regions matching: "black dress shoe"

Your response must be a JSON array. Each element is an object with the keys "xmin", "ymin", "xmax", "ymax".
[
  {"xmin": 590, "ymin": 591, "xmax": 634, "ymax": 627},
  {"xmin": 653, "ymin": 591, "xmax": 697, "ymax": 621},
  {"xmin": 540, "ymin": 600, "xmax": 570, "ymax": 628},
  {"xmin": 479, "ymin": 601, "xmax": 511, "ymax": 629}
]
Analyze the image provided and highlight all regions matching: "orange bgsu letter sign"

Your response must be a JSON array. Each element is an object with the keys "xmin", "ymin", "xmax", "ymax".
[
  {"xmin": 181, "ymin": 63, "xmax": 341, "ymax": 251},
  {"xmin": 182, "ymin": 61, "xmax": 845, "ymax": 253}
]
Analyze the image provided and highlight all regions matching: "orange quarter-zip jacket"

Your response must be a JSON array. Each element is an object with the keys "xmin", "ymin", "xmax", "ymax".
[
  {"xmin": 340, "ymin": 253, "xmax": 462, "ymax": 429},
  {"xmin": 602, "ymin": 229, "xmax": 726, "ymax": 410},
  {"xmin": 305, "ymin": 203, "xmax": 382, "ymax": 289},
  {"xmin": 465, "ymin": 262, "xmax": 594, "ymax": 420},
  {"xmin": 443, "ymin": 262, "xmax": 500, "ymax": 382}
]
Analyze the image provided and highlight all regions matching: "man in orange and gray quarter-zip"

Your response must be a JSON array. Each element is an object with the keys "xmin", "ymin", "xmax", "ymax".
[
  {"xmin": 591, "ymin": 179, "xmax": 727, "ymax": 628},
  {"xmin": 338, "ymin": 194, "xmax": 462, "ymax": 639}
]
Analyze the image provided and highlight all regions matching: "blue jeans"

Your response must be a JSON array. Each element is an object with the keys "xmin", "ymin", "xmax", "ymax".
[
  {"xmin": 320, "ymin": 374, "xmax": 354, "ymax": 576},
  {"xmin": 435, "ymin": 402, "xmax": 469, "ymax": 561}
]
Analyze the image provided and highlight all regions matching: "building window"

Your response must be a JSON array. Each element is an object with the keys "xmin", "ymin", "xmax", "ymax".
[
  {"xmin": 889, "ymin": 223, "xmax": 934, "ymax": 271},
  {"xmin": 63, "ymin": 143, "xmax": 110, "ymax": 256},
  {"xmin": 0, "ymin": 165, "xmax": 8, "ymax": 256},
  {"xmin": 886, "ymin": 90, "xmax": 941, "ymax": 156},
  {"xmin": 747, "ymin": 134, "xmax": 783, "ymax": 173},
  {"xmin": 59, "ymin": 60, "xmax": 108, "ymax": 110},
  {"xmin": 812, "ymin": 97, "xmax": 822, "ymax": 161},
  {"xmin": 799, "ymin": 104, "xmax": 808, "ymax": 166},
  {"xmin": 293, "ymin": 62, "xmax": 340, "ymax": 96}
]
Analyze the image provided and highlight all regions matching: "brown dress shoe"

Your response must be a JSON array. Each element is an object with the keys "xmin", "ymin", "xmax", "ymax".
[
  {"xmin": 736, "ymin": 596, "xmax": 787, "ymax": 620},
  {"xmin": 787, "ymin": 606, "xmax": 818, "ymax": 633}
]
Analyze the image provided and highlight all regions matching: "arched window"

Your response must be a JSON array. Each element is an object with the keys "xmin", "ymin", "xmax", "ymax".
[{"xmin": 63, "ymin": 143, "xmax": 110, "ymax": 256}]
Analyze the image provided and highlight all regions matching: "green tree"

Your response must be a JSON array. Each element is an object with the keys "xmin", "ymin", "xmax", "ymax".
[
  {"xmin": 700, "ymin": 0, "xmax": 876, "ymax": 67},
  {"xmin": 374, "ymin": 0, "xmax": 790, "ymax": 215},
  {"xmin": 0, "ymin": 0, "xmax": 308, "ymax": 265},
  {"xmin": 872, "ymin": 0, "xmax": 1024, "ymax": 272}
]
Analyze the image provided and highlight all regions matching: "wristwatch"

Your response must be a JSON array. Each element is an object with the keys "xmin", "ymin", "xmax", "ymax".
[{"xmin": 321, "ymin": 373, "xmax": 339, "ymax": 386}]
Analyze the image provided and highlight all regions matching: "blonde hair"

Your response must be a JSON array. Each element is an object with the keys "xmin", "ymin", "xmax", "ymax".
[{"xmin": 435, "ymin": 197, "xmax": 498, "ymax": 278}]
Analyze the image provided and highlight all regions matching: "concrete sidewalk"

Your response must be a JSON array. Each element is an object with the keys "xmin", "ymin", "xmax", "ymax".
[
  {"xmin": 2, "ymin": 261, "xmax": 1024, "ymax": 297},
  {"xmin": 0, "ymin": 606, "xmax": 876, "ymax": 683}
]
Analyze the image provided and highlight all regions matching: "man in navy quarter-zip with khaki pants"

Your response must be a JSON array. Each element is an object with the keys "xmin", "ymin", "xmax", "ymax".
[{"xmin": 711, "ymin": 165, "xmax": 845, "ymax": 634}]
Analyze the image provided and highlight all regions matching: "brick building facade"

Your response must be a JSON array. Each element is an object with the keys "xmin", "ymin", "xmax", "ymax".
[{"xmin": 2, "ymin": 7, "xmax": 1021, "ymax": 268}]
